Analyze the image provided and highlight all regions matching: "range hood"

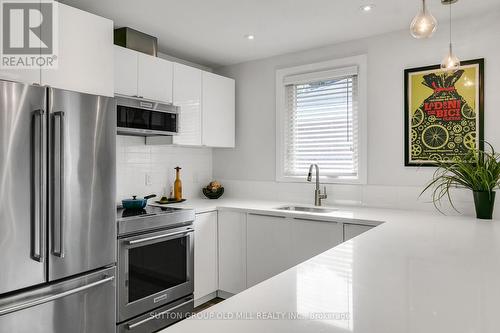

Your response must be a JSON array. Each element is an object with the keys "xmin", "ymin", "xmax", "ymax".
[{"xmin": 114, "ymin": 27, "xmax": 158, "ymax": 56}]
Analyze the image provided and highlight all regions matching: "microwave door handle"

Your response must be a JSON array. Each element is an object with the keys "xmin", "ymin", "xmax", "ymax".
[
  {"xmin": 52, "ymin": 111, "xmax": 65, "ymax": 258},
  {"xmin": 127, "ymin": 228, "xmax": 194, "ymax": 245},
  {"xmin": 32, "ymin": 109, "xmax": 45, "ymax": 262}
]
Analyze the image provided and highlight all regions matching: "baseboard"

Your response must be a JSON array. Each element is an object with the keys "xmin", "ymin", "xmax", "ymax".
[
  {"xmin": 194, "ymin": 291, "xmax": 218, "ymax": 307},
  {"xmin": 216, "ymin": 290, "xmax": 234, "ymax": 299}
]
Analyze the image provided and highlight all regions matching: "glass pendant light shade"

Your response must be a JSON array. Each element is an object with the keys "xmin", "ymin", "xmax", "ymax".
[
  {"xmin": 410, "ymin": 0, "xmax": 437, "ymax": 39},
  {"xmin": 441, "ymin": 43, "xmax": 460, "ymax": 71},
  {"xmin": 440, "ymin": 1, "xmax": 460, "ymax": 72}
]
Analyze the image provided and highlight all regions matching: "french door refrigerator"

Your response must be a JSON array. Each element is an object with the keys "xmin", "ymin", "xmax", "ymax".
[{"xmin": 0, "ymin": 80, "xmax": 116, "ymax": 332}]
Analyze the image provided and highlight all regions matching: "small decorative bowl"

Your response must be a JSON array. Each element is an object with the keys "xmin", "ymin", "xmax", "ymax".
[{"xmin": 203, "ymin": 187, "xmax": 224, "ymax": 199}]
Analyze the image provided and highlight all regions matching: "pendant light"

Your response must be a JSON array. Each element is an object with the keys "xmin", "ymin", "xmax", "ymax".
[
  {"xmin": 440, "ymin": 0, "xmax": 460, "ymax": 71},
  {"xmin": 410, "ymin": 0, "xmax": 437, "ymax": 39}
]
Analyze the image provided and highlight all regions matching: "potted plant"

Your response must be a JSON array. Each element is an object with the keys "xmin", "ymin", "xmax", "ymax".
[{"xmin": 420, "ymin": 143, "xmax": 500, "ymax": 219}]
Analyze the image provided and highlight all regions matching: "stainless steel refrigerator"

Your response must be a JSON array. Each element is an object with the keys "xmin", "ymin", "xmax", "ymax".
[{"xmin": 0, "ymin": 80, "xmax": 116, "ymax": 332}]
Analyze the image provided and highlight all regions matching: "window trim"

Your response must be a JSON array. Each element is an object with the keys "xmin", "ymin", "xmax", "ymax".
[{"xmin": 275, "ymin": 55, "xmax": 368, "ymax": 184}]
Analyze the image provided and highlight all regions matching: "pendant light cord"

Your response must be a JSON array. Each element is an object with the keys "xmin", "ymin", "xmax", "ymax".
[{"xmin": 449, "ymin": 2, "xmax": 452, "ymax": 45}]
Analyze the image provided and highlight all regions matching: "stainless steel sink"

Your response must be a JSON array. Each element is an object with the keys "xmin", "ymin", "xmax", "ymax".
[{"xmin": 276, "ymin": 206, "xmax": 338, "ymax": 213}]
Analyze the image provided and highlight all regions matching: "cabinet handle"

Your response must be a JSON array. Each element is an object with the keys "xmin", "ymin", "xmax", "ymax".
[
  {"xmin": 248, "ymin": 213, "xmax": 286, "ymax": 218},
  {"xmin": 293, "ymin": 217, "xmax": 338, "ymax": 223}
]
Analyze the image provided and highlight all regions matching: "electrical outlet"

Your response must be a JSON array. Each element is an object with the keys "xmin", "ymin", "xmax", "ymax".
[{"xmin": 145, "ymin": 173, "xmax": 153, "ymax": 186}]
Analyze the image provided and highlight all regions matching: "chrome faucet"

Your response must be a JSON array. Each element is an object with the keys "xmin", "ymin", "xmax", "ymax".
[{"xmin": 307, "ymin": 164, "xmax": 327, "ymax": 206}]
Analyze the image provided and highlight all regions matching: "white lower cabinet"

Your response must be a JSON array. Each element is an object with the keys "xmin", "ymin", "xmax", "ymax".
[
  {"xmin": 290, "ymin": 218, "xmax": 343, "ymax": 266},
  {"xmin": 193, "ymin": 211, "xmax": 218, "ymax": 302},
  {"xmin": 246, "ymin": 214, "xmax": 292, "ymax": 287},
  {"xmin": 246, "ymin": 214, "xmax": 345, "ymax": 288},
  {"xmin": 344, "ymin": 223, "xmax": 373, "ymax": 241},
  {"xmin": 217, "ymin": 211, "xmax": 247, "ymax": 295},
  {"xmin": 200, "ymin": 209, "xmax": 373, "ymax": 301}
]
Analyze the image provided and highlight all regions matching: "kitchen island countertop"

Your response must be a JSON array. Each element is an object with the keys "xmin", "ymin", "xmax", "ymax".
[{"xmin": 154, "ymin": 198, "xmax": 500, "ymax": 333}]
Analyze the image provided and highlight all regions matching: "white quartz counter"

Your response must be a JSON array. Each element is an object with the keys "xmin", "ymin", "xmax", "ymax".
[{"xmin": 157, "ymin": 198, "xmax": 500, "ymax": 333}]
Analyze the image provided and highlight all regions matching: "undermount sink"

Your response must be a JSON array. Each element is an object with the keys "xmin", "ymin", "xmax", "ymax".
[{"xmin": 276, "ymin": 206, "xmax": 338, "ymax": 213}]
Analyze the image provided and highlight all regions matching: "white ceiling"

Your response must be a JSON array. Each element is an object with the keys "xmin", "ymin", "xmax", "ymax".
[{"xmin": 61, "ymin": 0, "xmax": 500, "ymax": 68}]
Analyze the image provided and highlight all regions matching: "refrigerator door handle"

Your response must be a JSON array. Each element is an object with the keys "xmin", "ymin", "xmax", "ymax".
[
  {"xmin": 52, "ymin": 111, "xmax": 65, "ymax": 258},
  {"xmin": 32, "ymin": 109, "xmax": 46, "ymax": 262},
  {"xmin": 0, "ymin": 275, "xmax": 114, "ymax": 316}
]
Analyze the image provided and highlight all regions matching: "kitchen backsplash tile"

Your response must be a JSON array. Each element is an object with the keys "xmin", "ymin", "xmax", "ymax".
[{"xmin": 116, "ymin": 136, "xmax": 212, "ymax": 203}]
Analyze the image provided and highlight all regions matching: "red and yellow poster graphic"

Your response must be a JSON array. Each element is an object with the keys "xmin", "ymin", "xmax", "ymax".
[{"xmin": 404, "ymin": 59, "xmax": 483, "ymax": 166}]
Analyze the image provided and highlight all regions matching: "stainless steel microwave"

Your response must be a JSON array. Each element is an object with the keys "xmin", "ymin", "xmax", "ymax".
[{"xmin": 116, "ymin": 96, "xmax": 179, "ymax": 136}]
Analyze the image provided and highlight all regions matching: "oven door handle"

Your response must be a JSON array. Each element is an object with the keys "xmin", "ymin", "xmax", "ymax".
[{"xmin": 126, "ymin": 228, "xmax": 194, "ymax": 245}]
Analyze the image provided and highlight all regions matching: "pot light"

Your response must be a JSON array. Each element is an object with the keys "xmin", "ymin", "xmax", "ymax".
[
  {"xmin": 360, "ymin": 4, "xmax": 375, "ymax": 12},
  {"xmin": 244, "ymin": 34, "xmax": 255, "ymax": 40}
]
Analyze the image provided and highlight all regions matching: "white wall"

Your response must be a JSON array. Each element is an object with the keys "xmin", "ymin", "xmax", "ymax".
[
  {"xmin": 116, "ymin": 135, "xmax": 212, "ymax": 203},
  {"xmin": 213, "ymin": 11, "xmax": 500, "ymax": 215}
]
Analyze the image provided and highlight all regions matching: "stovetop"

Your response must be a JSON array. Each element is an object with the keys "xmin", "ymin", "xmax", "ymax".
[
  {"xmin": 117, "ymin": 205, "xmax": 183, "ymax": 220},
  {"xmin": 117, "ymin": 205, "xmax": 195, "ymax": 237}
]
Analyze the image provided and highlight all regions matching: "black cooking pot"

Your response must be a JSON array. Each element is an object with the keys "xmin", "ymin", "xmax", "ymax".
[{"xmin": 122, "ymin": 194, "xmax": 156, "ymax": 210}]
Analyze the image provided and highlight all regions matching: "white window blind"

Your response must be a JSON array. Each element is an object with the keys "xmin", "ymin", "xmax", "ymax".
[{"xmin": 283, "ymin": 69, "xmax": 359, "ymax": 178}]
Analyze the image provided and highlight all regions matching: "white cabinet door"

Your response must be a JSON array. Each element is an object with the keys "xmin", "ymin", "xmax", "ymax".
[
  {"xmin": 172, "ymin": 63, "xmax": 202, "ymax": 145},
  {"xmin": 0, "ymin": 68, "xmax": 40, "ymax": 85},
  {"xmin": 137, "ymin": 53, "xmax": 173, "ymax": 103},
  {"xmin": 114, "ymin": 46, "xmax": 138, "ymax": 97},
  {"xmin": 194, "ymin": 211, "xmax": 218, "ymax": 301},
  {"xmin": 218, "ymin": 211, "xmax": 247, "ymax": 294},
  {"xmin": 290, "ymin": 218, "xmax": 343, "ymax": 266},
  {"xmin": 42, "ymin": 3, "xmax": 113, "ymax": 96},
  {"xmin": 202, "ymin": 72, "xmax": 235, "ymax": 148},
  {"xmin": 343, "ymin": 224, "xmax": 373, "ymax": 241},
  {"xmin": 246, "ymin": 213, "xmax": 291, "ymax": 288}
]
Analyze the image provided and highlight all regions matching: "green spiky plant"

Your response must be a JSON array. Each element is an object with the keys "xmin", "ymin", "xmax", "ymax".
[{"xmin": 420, "ymin": 142, "xmax": 500, "ymax": 218}]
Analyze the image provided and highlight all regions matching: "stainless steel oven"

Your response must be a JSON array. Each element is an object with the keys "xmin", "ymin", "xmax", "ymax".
[
  {"xmin": 118, "ymin": 224, "xmax": 194, "ymax": 322},
  {"xmin": 116, "ymin": 206, "xmax": 195, "ymax": 331}
]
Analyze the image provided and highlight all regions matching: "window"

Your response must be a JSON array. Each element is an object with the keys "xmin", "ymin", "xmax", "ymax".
[{"xmin": 276, "ymin": 56, "xmax": 367, "ymax": 184}]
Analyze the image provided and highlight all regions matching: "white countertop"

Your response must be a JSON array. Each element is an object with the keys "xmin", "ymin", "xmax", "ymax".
[{"xmin": 157, "ymin": 198, "xmax": 500, "ymax": 333}]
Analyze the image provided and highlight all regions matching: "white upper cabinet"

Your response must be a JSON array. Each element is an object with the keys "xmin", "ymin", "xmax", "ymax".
[
  {"xmin": 137, "ymin": 53, "xmax": 173, "ymax": 103},
  {"xmin": 172, "ymin": 63, "xmax": 202, "ymax": 146},
  {"xmin": 42, "ymin": 3, "xmax": 113, "ymax": 96},
  {"xmin": 0, "ymin": 68, "xmax": 40, "ymax": 86},
  {"xmin": 114, "ymin": 46, "xmax": 138, "ymax": 97},
  {"xmin": 0, "ymin": 3, "xmax": 113, "ymax": 95},
  {"xmin": 202, "ymin": 72, "xmax": 235, "ymax": 148},
  {"xmin": 114, "ymin": 46, "xmax": 173, "ymax": 103}
]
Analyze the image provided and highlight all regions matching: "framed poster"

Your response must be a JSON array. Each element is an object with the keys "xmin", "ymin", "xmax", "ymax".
[{"xmin": 404, "ymin": 58, "xmax": 484, "ymax": 166}]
